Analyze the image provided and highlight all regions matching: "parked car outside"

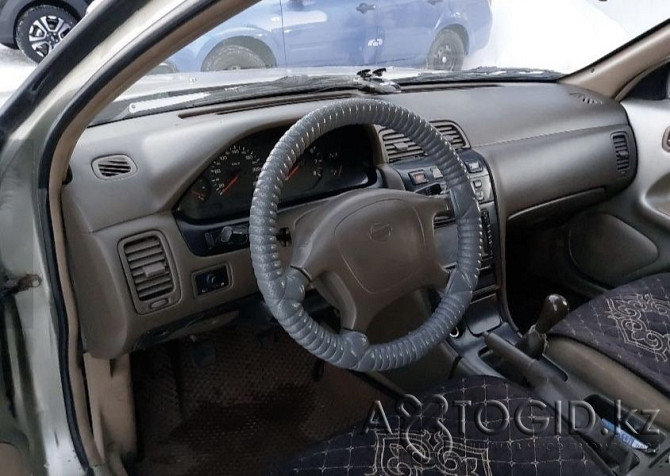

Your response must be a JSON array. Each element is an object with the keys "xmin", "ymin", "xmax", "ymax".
[
  {"xmin": 167, "ymin": 0, "xmax": 493, "ymax": 73},
  {"xmin": 0, "ymin": 0, "xmax": 92, "ymax": 62}
]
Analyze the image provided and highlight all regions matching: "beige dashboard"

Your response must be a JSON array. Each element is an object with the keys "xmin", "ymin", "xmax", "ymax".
[{"xmin": 63, "ymin": 83, "xmax": 635, "ymax": 358}]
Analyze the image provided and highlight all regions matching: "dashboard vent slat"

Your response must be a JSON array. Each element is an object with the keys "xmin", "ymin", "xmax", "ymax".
[
  {"xmin": 612, "ymin": 132, "xmax": 631, "ymax": 175},
  {"xmin": 379, "ymin": 120, "xmax": 469, "ymax": 162},
  {"xmin": 119, "ymin": 232, "xmax": 179, "ymax": 314},
  {"xmin": 127, "ymin": 252, "xmax": 165, "ymax": 270},
  {"xmin": 92, "ymin": 155, "xmax": 137, "ymax": 180}
]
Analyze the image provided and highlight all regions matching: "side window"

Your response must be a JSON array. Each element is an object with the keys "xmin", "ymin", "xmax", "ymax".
[{"xmin": 628, "ymin": 63, "xmax": 670, "ymax": 102}]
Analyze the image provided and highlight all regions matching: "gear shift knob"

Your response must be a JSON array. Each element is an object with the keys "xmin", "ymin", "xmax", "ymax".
[
  {"xmin": 516, "ymin": 294, "xmax": 570, "ymax": 359},
  {"xmin": 535, "ymin": 294, "xmax": 570, "ymax": 334}
]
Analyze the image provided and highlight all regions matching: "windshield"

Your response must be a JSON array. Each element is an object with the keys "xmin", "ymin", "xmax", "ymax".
[{"xmin": 96, "ymin": 0, "xmax": 670, "ymax": 122}]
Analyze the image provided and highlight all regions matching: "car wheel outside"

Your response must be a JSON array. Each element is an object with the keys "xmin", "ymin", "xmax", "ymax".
[
  {"xmin": 201, "ymin": 44, "xmax": 270, "ymax": 71},
  {"xmin": 15, "ymin": 5, "xmax": 77, "ymax": 63},
  {"xmin": 427, "ymin": 29, "xmax": 466, "ymax": 71}
]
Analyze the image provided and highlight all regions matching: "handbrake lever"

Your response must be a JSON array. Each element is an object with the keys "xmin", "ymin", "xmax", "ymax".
[{"xmin": 485, "ymin": 332, "xmax": 637, "ymax": 474}]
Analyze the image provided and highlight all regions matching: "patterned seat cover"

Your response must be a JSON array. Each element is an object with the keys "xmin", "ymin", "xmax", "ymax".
[
  {"xmin": 274, "ymin": 376, "xmax": 609, "ymax": 475},
  {"xmin": 551, "ymin": 273, "xmax": 670, "ymax": 397}
]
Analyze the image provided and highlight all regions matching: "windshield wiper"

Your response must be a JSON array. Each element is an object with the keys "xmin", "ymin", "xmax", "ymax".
[
  {"xmin": 397, "ymin": 66, "xmax": 563, "ymax": 84},
  {"xmin": 94, "ymin": 72, "xmax": 401, "ymax": 125}
]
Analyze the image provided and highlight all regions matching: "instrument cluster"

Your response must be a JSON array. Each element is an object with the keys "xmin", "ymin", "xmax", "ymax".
[{"xmin": 177, "ymin": 125, "xmax": 376, "ymax": 222}]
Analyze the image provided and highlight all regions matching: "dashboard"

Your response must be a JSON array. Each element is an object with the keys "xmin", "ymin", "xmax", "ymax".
[
  {"xmin": 62, "ymin": 83, "xmax": 637, "ymax": 358},
  {"xmin": 177, "ymin": 125, "xmax": 376, "ymax": 222}
]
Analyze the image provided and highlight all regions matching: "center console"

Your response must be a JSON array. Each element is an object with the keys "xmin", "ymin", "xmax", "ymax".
[
  {"xmin": 390, "ymin": 150, "xmax": 669, "ymax": 475},
  {"xmin": 388, "ymin": 149, "xmax": 505, "ymax": 366},
  {"xmin": 388, "ymin": 148, "xmax": 500, "ymax": 295}
]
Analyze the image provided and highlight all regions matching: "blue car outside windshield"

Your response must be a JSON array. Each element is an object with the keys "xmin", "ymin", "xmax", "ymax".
[{"xmin": 166, "ymin": 0, "xmax": 492, "ymax": 73}]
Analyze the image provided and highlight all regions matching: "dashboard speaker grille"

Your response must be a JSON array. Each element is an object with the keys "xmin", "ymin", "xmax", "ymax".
[
  {"xmin": 612, "ymin": 132, "xmax": 631, "ymax": 175},
  {"xmin": 92, "ymin": 155, "xmax": 137, "ymax": 179},
  {"xmin": 119, "ymin": 231, "xmax": 179, "ymax": 314},
  {"xmin": 570, "ymin": 92, "xmax": 602, "ymax": 106},
  {"xmin": 379, "ymin": 120, "xmax": 468, "ymax": 161}
]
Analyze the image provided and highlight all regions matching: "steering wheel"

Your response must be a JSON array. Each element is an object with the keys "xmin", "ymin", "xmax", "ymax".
[{"xmin": 249, "ymin": 98, "xmax": 482, "ymax": 372}]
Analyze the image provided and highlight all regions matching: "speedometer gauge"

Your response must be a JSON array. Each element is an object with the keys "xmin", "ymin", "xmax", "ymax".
[{"xmin": 208, "ymin": 145, "xmax": 262, "ymax": 197}]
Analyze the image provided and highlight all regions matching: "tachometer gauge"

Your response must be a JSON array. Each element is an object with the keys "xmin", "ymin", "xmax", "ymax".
[
  {"xmin": 208, "ymin": 145, "xmax": 262, "ymax": 197},
  {"xmin": 285, "ymin": 144, "xmax": 324, "ymax": 195}
]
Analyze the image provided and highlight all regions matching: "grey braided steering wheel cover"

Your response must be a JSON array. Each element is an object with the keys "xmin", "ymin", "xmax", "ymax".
[{"xmin": 249, "ymin": 98, "xmax": 482, "ymax": 372}]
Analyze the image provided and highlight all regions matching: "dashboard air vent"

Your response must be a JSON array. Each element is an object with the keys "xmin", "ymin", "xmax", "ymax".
[
  {"xmin": 612, "ymin": 132, "xmax": 631, "ymax": 175},
  {"xmin": 379, "ymin": 121, "xmax": 468, "ymax": 161},
  {"xmin": 379, "ymin": 128, "xmax": 424, "ymax": 161},
  {"xmin": 570, "ymin": 92, "xmax": 602, "ymax": 106},
  {"xmin": 92, "ymin": 155, "xmax": 137, "ymax": 180},
  {"xmin": 119, "ymin": 231, "xmax": 179, "ymax": 314},
  {"xmin": 433, "ymin": 121, "xmax": 468, "ymax": 149}
]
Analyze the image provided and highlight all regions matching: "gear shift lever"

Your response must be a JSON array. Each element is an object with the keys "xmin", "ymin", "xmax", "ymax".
[{"xmin": 516, "ymin": 294, "xmax": 569, "ymax": 359}]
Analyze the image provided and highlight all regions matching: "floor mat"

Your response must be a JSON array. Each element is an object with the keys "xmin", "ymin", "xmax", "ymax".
[{"xmin": 132, "ymin": 324, "xmax": 392, "ymax": 476}]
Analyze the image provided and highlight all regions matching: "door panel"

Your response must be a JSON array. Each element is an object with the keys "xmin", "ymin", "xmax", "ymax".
[{"xmin": 281, "ymin": 0, "xmax": 378, "ymax": 67}]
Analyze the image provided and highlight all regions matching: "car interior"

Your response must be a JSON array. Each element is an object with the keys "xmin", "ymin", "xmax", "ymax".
[{"xmin": 13, "ymin": 2, "xmax": 670, "ymax": 475}]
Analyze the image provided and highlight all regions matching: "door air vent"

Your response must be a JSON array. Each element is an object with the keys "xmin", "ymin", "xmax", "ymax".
[
  {"xmin": 379, "ymin": 121, "xmax": 468, "ymax": 162},
  {"xmin": 570, "ymin": 92, "xmax": 602, "ymax": 105},
  {"xmin": 92, "ymin": 155, "xmax": 137, "ymax": 180},
  {"xmin": 612, "ymin": 132, "xmax": 631, "ymax": 175},
  {"xmin": 119, "ymin": 231, "xmax": 179, "ymax": 314}
]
